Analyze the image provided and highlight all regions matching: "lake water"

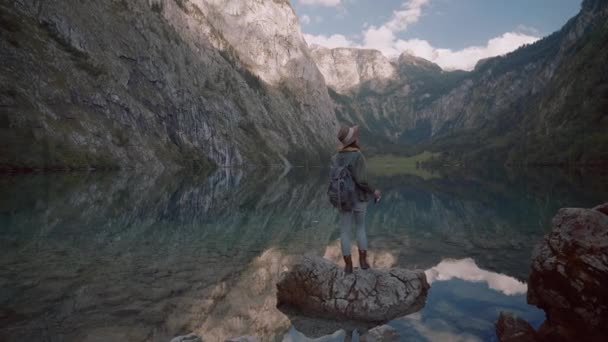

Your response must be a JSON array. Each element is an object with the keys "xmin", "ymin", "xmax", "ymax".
[{"xmin": 1, "ymin": 167, "xmax": 606, "ymax": 342}]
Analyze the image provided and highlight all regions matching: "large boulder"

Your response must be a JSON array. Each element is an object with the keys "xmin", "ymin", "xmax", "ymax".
[
  {"xmin": 276, "ymin": 256, "xmax": 428, "ymax": 323},
  {"xmin": 497, "ymin": 203, "xmax": 608, "ymax": 341},
  {"xmin": 527, "ymin": 203, "xmax": 608, "ymax": 339}
]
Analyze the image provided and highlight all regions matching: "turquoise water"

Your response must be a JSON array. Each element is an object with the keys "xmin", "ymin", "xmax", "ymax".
[{"xmin": 0, "ymin": 168, "xmax": 605, "ymax": 341}]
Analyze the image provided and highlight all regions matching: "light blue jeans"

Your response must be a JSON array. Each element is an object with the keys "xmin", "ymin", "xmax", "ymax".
[{"xmin": 339, "ymin": 201, "xmax": 368, "ymax": 256}]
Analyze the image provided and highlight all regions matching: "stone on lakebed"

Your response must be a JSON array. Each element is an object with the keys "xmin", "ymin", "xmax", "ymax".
[{"xmin": 276, "ymin": 256, "xmax": 429, "ymax": 323}]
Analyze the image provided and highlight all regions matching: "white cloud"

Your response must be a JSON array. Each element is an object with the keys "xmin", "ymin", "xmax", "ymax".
[
  {"xmin": 300, "ymin": 14, "xmax": 311, "ymax": 25},
  {"xmin": 361, "ymin": 0, "xmax": 429, "ymax": 54},
  {"xmin": 516, "ymin": 24, "xmax": 541, "ymax": 36},
  {"xmin": 303, "ymin": 33, "xmax": 355, "ymax": 49},
  {"xmin": 395, "ymin": 32, "xmax": 539, "ymax": 70},
  {"xmin": 363, "ymin": 26, "xmax": 396, "ymax": 54},
  {"xmin": 384, "ymin": 0, "xmax": 430, "ymax": 32},
  {"xmin": 301, "ymin": 0, "xmax": 540, "ymax": 71},
  {"xmin": 298, "ymin": 0, "xmax": 341, "ymax": 7}
]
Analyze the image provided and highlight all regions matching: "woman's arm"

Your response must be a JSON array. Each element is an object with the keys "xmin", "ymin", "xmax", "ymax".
[{"xmin": 352, "ymin": 153, "xmax": 375, "ymax": 194}]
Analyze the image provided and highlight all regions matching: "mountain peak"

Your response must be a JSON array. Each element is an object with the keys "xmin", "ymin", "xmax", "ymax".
[
  {"xmin": 397, "ymin": 52, "xmax": 442, "ymax": 71},
  {"xmin": 309, "ymin": 45, "xmax": 386, "ymax": 57},
  {"xmin": 582, "ymin": 0, "xmax": 608, "ymax": 12}
]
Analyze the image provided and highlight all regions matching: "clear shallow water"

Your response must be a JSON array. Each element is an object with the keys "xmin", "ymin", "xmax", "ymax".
[{"xmin": 0, "ymin": 167, "xmax": 606, "ymax": 341}]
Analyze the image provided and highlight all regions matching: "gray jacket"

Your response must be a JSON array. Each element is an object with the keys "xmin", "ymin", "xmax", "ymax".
[{"xmin": 332, "ymin": 149, "xmax": 376, "ymax": 202}]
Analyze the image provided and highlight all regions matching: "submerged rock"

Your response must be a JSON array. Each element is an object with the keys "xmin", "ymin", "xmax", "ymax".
[
  {"xmin": 226, "ymin": 336, "xmax": 259, "ymax": 342},
  {"xmin": 282, "ymin": 327, "xmax": 346, "ymax": 342},
  {"xmin": 170, "ymin": 333, "xmax": 202, "ymax": 342},
  {"xmin": 364, "ymin": 324, "xmax": 400, "ymax": 342},
  {"xmin": 276, "ymin": 256, "xmax": 428, "ymax": 323},
  {"xmin": 495, "ymin": 312, "xmax": 539, "ymax": 342}
]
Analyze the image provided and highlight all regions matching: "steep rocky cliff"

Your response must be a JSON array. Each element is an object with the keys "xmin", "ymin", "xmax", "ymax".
[
  {"xmin": 0, "ymin": 0, "xmax": 337, "ymax": 171},
  {"xmin": 310, "ymin": 46, "xmax": 396, "ymax": 93}
]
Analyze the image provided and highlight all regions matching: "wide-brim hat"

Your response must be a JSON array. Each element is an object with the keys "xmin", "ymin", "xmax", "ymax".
[{"xmin": 338, "ymin": 125, "xmax": 360, "ymax": 148}]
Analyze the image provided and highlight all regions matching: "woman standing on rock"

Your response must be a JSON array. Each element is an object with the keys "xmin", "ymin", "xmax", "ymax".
[{"xmin": 329, "ymin": 125, "xmax": 381, "ymax": 274}]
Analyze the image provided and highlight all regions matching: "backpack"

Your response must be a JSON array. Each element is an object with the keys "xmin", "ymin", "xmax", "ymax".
[{"xmin": 327, "ymin": 154, "xmax": 357, "ymax": 211}]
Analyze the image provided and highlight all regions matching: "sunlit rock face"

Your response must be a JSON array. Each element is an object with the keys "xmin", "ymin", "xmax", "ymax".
[
  {"xmin": 0, "ymin": 0, "xmax": 336, "ymax": 170},
  {"xmin": 276, "ymin": 256, "xmax": 429, "ymax": 323},
  {"xmin": 526, "ymin": 203, "xmax": 608, "ymax": 340},
  {"xmin": 198, "ymin": 0, "xmax": 337, "ymax": 155},
  {"xmin": 310, "ymin": 46, "xmax": 396, "ymax": 93},
  {"xmin": 202, "ymin": 0, "xmax": 327, "ymax": 86}
]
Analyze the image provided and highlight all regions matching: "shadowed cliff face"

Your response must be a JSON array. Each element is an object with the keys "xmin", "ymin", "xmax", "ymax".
[
  {"xmin": 0, "ymin": 0, "xmax": 337, "ymax": 171},
  {"xmin": 0, "ymin": 168, "xmax": 605, "ymax": 341},
  {"xmin": 413, "ymin": 0, "xmax": 608, "ymax": 165}
]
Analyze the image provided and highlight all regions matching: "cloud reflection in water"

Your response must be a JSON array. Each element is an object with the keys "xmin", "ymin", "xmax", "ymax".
[{"xmin": 425, "ymin": 258, "xmax": 527, "ymax": 295}]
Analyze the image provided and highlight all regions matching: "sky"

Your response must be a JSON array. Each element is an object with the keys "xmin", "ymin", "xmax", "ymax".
[{"xmin": 293, "ymin": 0, "xmax": 582, "ymax": 70}]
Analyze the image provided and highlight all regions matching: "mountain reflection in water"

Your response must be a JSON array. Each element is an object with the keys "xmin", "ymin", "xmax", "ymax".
[{"xmin": 0, "ymin": 167, "xmax": 605, "ymax": 341}]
